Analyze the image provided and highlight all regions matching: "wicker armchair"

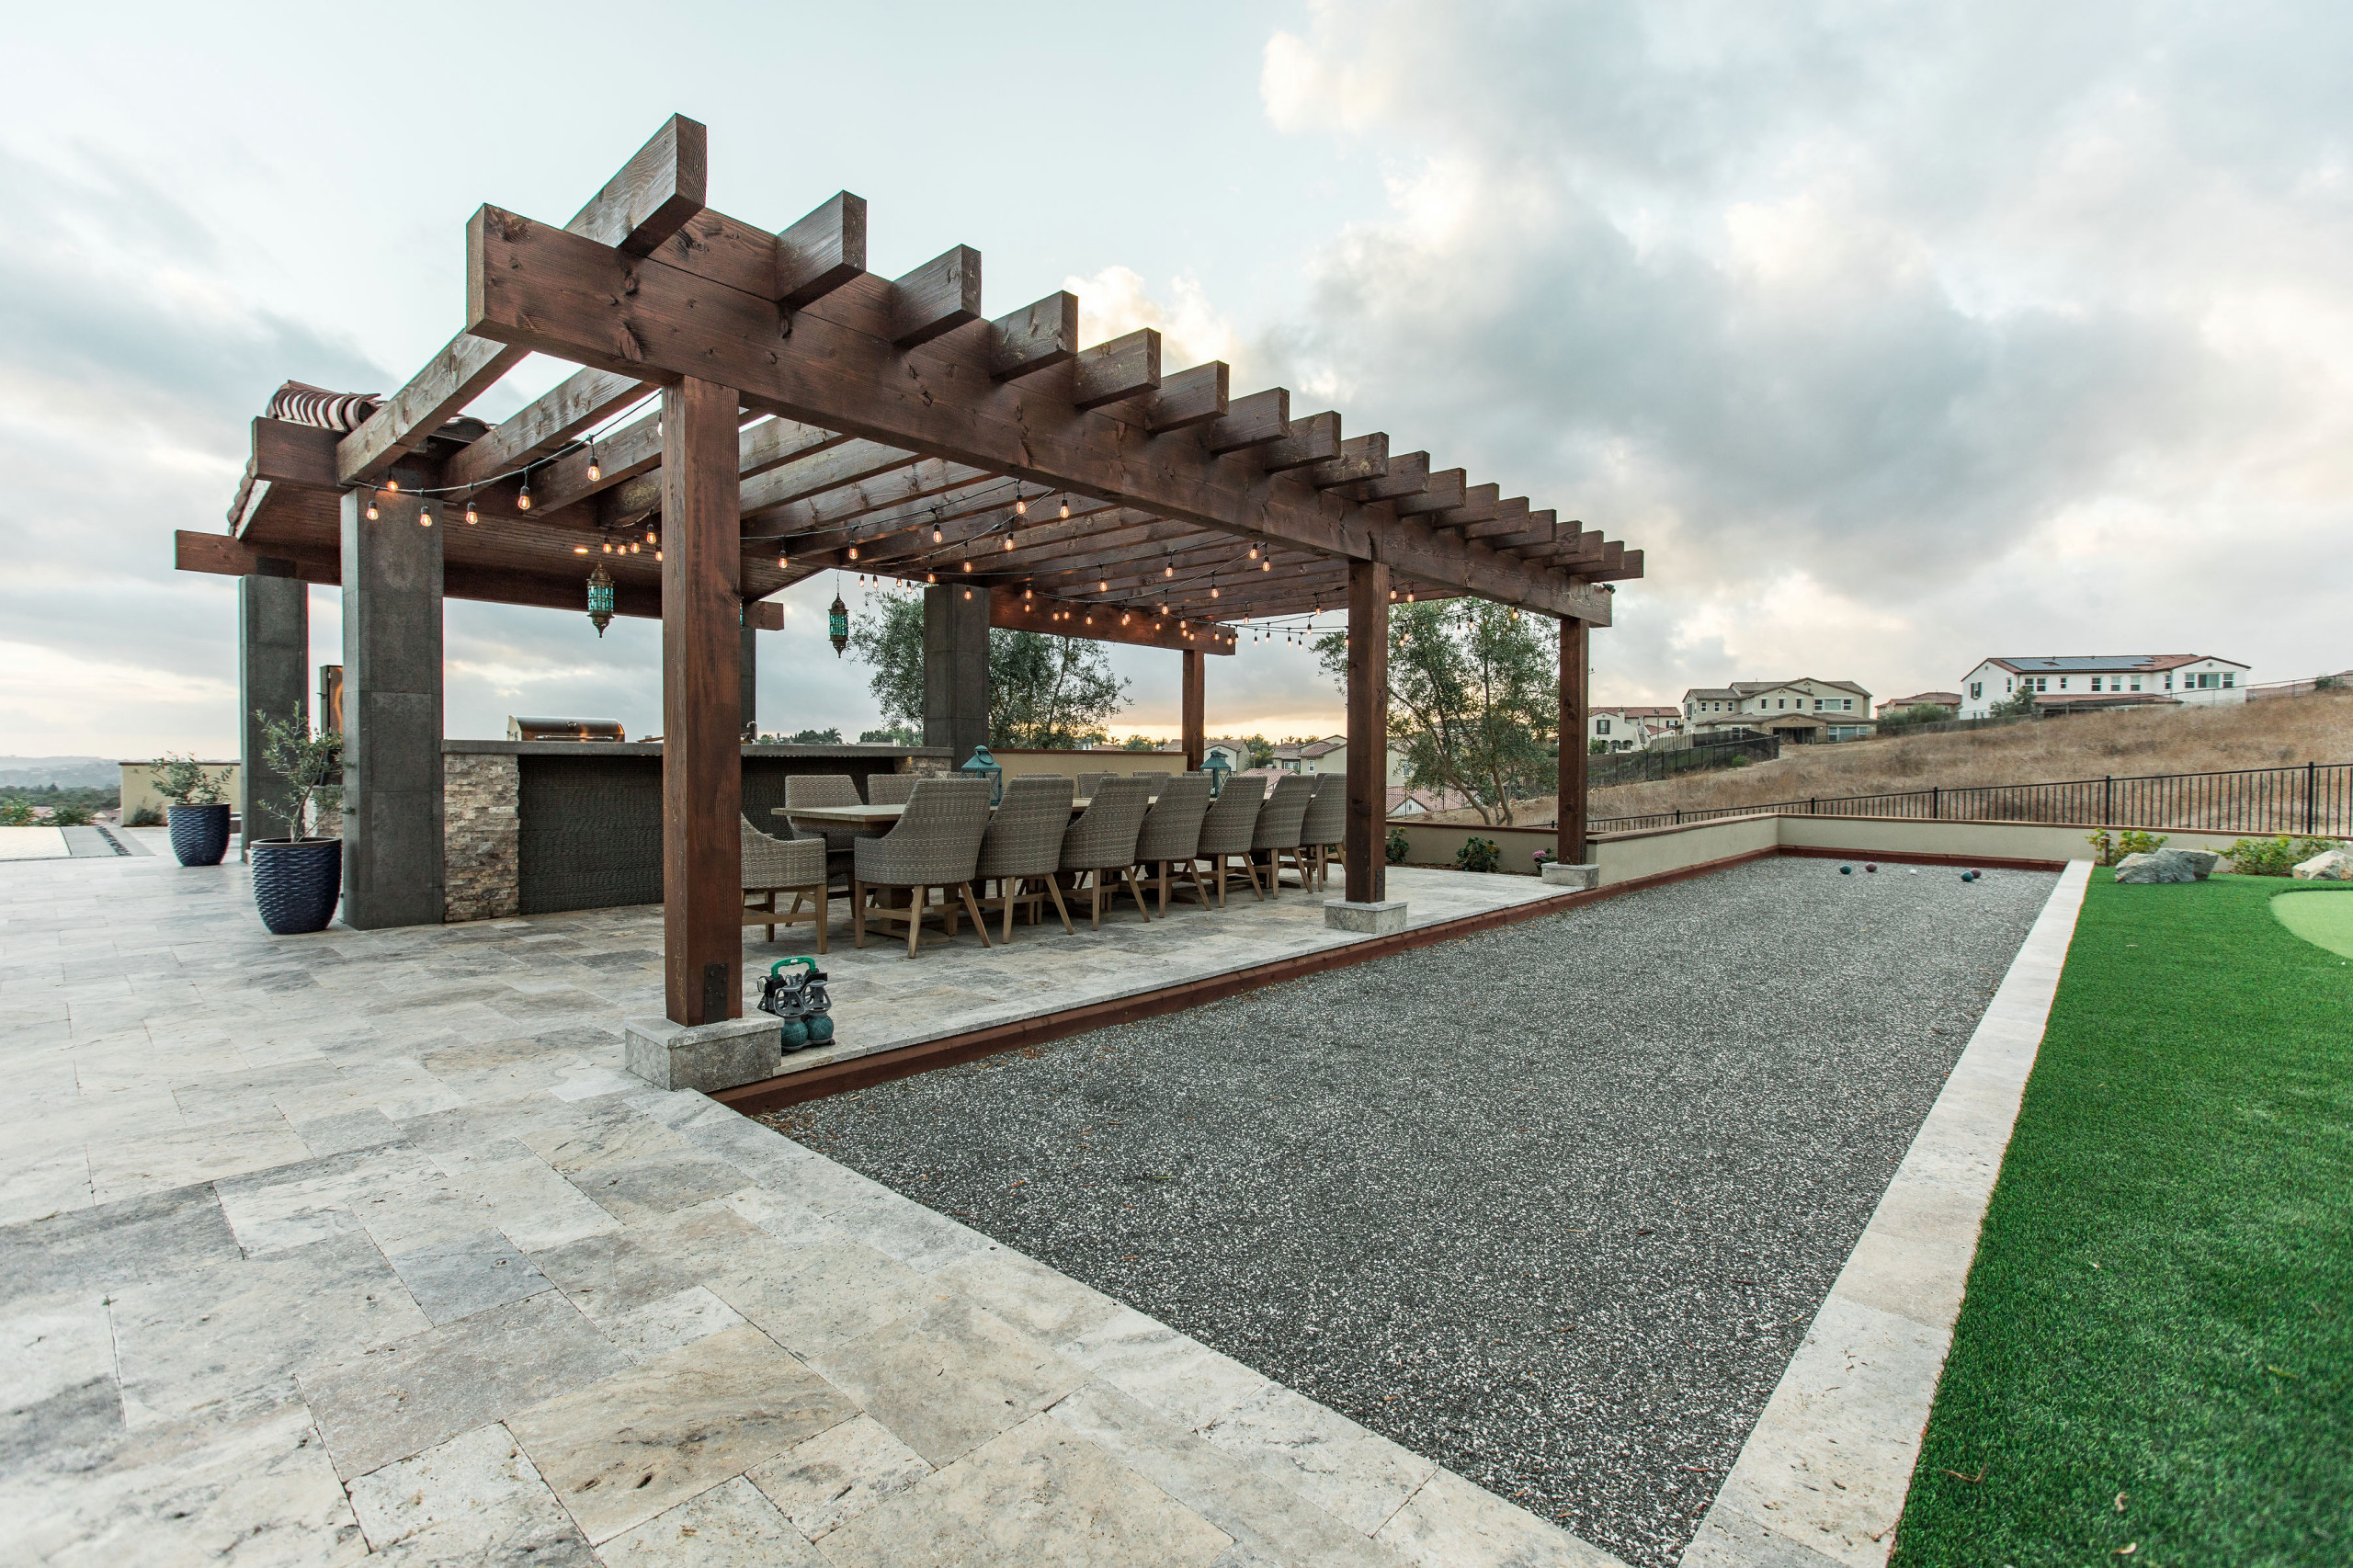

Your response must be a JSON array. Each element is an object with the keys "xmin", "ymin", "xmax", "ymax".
[
  {"xmin": 1132, "ymin": 774, "xmax": 1213, "ymax": 914},
  {"xmin": 1250, "ymin": 775, "xmax": 1315, "ymax": 897},
  {"xmin": 1194, "ymin": 774, "xmax": 1265, "ymax": 905},
  {"xmin": 1074, "ymin": 771, "xmax": 1108, "ymax": 800},
  {"xmin": 851, "ymin": 777, "xmax": 995, "ymax": 958},
  {"xmin": 1129, "ymin": 771, "xmax": 1173, "ymax": 787},
  {"xmin": 866, "ymin": 772, "xmax": 918, "ymax": 806},
  {"xmin": 1057, "ymin": 776, "xmax": 1154, "ymax": 927},
  {"xmin": 785, "ymin": 774, "xmax": 873, "ymax": 881},
  {"xmin": 975, "ymin": 775, "xmax": 1075, "ymax": 941},
  {"xmin": 1298, "ymin": 776, "xmax": 1347, "ymax": 891},
  {"xmin": 742, "ymin": 814, "xmax": 831, "ymax": 950}
]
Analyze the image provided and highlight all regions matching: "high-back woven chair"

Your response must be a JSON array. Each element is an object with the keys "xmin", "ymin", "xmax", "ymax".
[
  {"xmin": 1131, "ymin": 773, "xmax": 1213, "ymax": 915},
  {"xmin": 851, "ymin": 777, "xmax": 994, "ymax": 958},
  {"xmin": 785, "ymin": 774, "xmax": 872, "ymax": 881},
  {"xmin": 1193, "ymin": 775, "xmax": 1265, "ymax": 905},
  {"xmin": 1298, "ymin": 776, "xmax": 1348, "ymax": 892},
  {"xmin": 865, "ymin": 772, "xmax": 917, "ymax": 806},
  {"xmin": 1057, "ymin": 775, "xmax": 1154, "ymax": 927},
  {"xmin": 1129, "ymin": 770, "xmax": 1173, "ymax": 787},
  {"xmin": 1249, "ymin": 775, "xmax": 1315, "ymax": 897},
  {"xmin": 741, "ymin": 813, "xmax": 831, "ymax": 950},
  {"xmin": 975, "ymin": 774, "xmax": 1075, "ymax": 942},
  {"xmin": 1074, "ymin": 770, "xmax": 1108, "ymax": 800}
]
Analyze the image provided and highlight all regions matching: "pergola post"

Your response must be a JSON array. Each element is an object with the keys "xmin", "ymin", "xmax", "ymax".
[
  {"xmin": 1333, "ymin": 557, "xmax": 1399, "ymax": 930},
  {"xmin": 923, "ymin": 585, "xmax": 989, "ymax": 764},
  {"xmin": 661, "ymin": 377, "xmax": 744, "ymax": 1027},
  {"xmin": 339, "ymin": 488, "xmax": 444, "ymax": 928},
  {"xmin": 238, "ymin": 568, "xmax": 309, "ymax": 849},
  {"xmin": 1557, "ymin": 616, "xmax": 1590, "ymax": 870},
  {"xmin": 739, "ymin": 621, "xmax": 759, "ymax": 739},
  {"xmin": 1180, "ymin": 648, "xmax": 1205, "ymax": 772}
]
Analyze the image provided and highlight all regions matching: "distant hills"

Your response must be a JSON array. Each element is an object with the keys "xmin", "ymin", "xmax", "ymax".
[{"xmin": 0, "ymin": 756, "xmax": 124, "ymax": 790}]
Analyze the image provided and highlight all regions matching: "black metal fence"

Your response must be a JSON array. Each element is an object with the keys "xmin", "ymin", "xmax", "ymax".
[
  {"xmin": 1587, "ymin": 731, "xmax": 1778, "ymax": 789},
  {"xmin": 1590, "ymin": 761, "xmax": 2353, "ymax": 838}
]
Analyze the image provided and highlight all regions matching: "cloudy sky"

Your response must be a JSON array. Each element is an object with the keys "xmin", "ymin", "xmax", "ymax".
[{"xmin": 4, "ymin": 1, "xmax": 2347, "ymax": 757}]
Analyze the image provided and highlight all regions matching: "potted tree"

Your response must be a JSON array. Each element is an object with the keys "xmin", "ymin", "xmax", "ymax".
[
  {"xmin": 147, "ymin": 755, "xmax": 232, "ymax": 867},
  {"xmin": 247, "ymin": 708, "xmax": 345, "ymax": 935}
]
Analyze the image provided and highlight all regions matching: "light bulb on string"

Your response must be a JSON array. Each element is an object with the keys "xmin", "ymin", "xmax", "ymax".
[
  {"xmin": 585, "ymin": 447, "xmax": 601, "ymax": 483},
  {"xmin": 847, "ymin": 545, "xmax": 858, "ymax": 561},
  {"xmin": 1058, "ymin": 497, "xmax": 1070, "ymax": 519},
  {"xmin": 778, "ymin": 551, "xmax": 790, "ymax": 570},
  {"xmin": 517, "ymin": 476, "xmax": 532, "ymax": 510},
  {"xmin": 418, "ymin": 506, "xmax": 433, "ymax": 527},
  {"xmin": 365, "ymin": 496, "xmax": 379, "ymax": 521},
  {"xmin": 464, "ymin": 492, "xmax": 479, "ymax": 525},
  {"xmin": 932, "ymin": 523, "xmax": 943, "ymax": 543},
  {"xmin": 926, "ymin": 571, "xmax": 936, "ymax": 584},
  {"xmin": 1002, "ymin": 533, "xmax": 1014, "ymax": 551},
  {"xmin": 384, "ymin": 477, "xmax": 399, "ymax": 493},
  {"xmin": 645, "ymin": 528, "xmax": 657, "ymax": 545}
]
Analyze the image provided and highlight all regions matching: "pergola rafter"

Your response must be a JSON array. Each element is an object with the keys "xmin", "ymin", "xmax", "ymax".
[{"xmin": 188, "ymin": 114, "xmax": 1641, "ymax": 1027}]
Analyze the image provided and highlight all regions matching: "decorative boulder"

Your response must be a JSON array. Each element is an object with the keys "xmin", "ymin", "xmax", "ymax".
[
  {"xmin": 2292, "ymin": 848, "xmax": 2353, "ymax": 881},
  {"xmin": 2114, "ymin": 849, "xmax": 2199, "ymax": 884},
  {"xmin": 2171, "ymin": 849, "xmax": 2220, "ymax": 880}
]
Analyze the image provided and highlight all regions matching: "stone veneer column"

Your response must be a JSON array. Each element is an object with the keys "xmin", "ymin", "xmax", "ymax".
[
  {"xmin": 340, "ymin": 487, "xmax": 445, "ymax": 928},
  {"xmin": 923, "ymin": 585, "xmax": 989, "ymax": 765},
  {"xmin": 238, "ymin": 570, "xmax": 309, "ymax": 849},
  {"xmin": 441, "ymin": 753, "xmax": 520, "ymax": 922}
]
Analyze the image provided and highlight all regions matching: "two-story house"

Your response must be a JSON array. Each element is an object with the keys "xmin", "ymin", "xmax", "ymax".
[
  {"xmin": 1279, "ymin": 735, "xmax": 1408, "ymax": 786},
  {"xmin": 1956, "ymin": 655, "xmax": 2250, "ymax": 718},
  {"xmin": 1681, "ymin": 678, "xmax": 1875, "ymax": 744},
  {"xmin": 1588, "ymin": 705, "xmax": 1683, "ymax": 753}
]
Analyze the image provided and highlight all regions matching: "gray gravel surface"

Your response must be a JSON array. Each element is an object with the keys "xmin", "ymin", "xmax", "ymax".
[{"xmin": 764, "ymin": 857, "xmax": 2057, "ymax": 1566}]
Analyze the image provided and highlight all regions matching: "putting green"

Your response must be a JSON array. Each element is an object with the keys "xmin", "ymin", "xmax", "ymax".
[{"xmin": 2270, "ymin": 886, "xmax": 2353, "ymax": 959}]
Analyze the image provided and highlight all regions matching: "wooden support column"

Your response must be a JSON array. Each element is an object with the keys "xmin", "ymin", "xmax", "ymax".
[
  {"xmin": 339, "ymin": 488, "xmax": 443, "ymax": 928},
  {"xmin": 238, "ymin": 567, "xmax": 309, "ymax": 849},
  {"xmin": 1558, "ymin": 617, "xmax": 1589, "ymax": 865},
  {"xmin": 740, "ymin": 621, "xmax": 759, "ymax": 739},
  {"xmin": 1344, "ymin": 558, "xmax": 1390, "ymax": 904},
  {"xmin": 1180, "ymin": 649, "xmax": 1205, "ymax": 772},
  {"xmin": 661, "ymin": 377, "xmax": 743, "ymax": 1027},
  {"xmin": 923, "ymin": 585, "xmax": 990, "ymax": 764}
]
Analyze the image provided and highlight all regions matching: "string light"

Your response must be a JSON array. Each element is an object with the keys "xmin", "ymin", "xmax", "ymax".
[
  {"xmin": 365, "ymin": 497, "xmax": 380, "ymax": 521},
  {"xmin": 645, "ymin": 528, "xmax": 657, "ymax": 545},
  {"xmin": 384, "ymin": 477, "xmax": 399, "ymax": 493},
  {"xmin": 1014, "ymin": 486, "xmax": 1027, "ymax": 517},
  {"xmin": 847, "ymin": 545, "xmax": 859, "ymax": 561},
  {"xmin": 1023, "ymin": 585, "xmax": 1033, "ymax": 600},
  {"xmin": 1165, "ymin": 562, "xmax": 1175, "ymax": 577},
  {"xmin": 778, "ymin": 551, "xmax": 790, "ymax": 569},
  {"xmin": 585, "ymin": 446, "xmax": 601, "ymax": 483},
  {"xmin": 932, "ymin": 522, "xmax": 944, "ymax": 544},
  {"xmin": 963, "ymin": 587, "xmax": 973, "ymax": 600},
  {"xmin": 517, "ymin": 475, "xmax": 533, "ymax": 511},
  {"xmin": 1248, "ymin": 542, "xmax": 1259, "ymax": 559},
  {"xmin": 464, "ymin": 492, "xmax": 479, "ymax": 525},
  {"xmin": 926, "ymin": 571, "xmax": 937, "ymax": 584},
  {"xmin": 573, "ymin": 545, "xmax": 588, "ymax": 554},
  {"xmin": 1261, "ymin": 559, "xmax": 1271, "ymax": 571},
  {"xmin": 1002, "ymin": 533, "xmax": 1015, "ymax": 551},
  {"xmin": 418, "ymin": 505, "xmax": 433, "ymax": 527},
  {"xmin": 1098, "ymin": 580, "xmax": 1108, "ymax": 592},
  {"xmin": 1058, "ymin": 497, "xmax": 1070, "ymax": 519}
]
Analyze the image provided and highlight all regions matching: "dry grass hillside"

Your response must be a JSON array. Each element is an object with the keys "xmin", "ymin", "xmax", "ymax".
[{"xmin": 1417, "ymin": 690, "xmax": 2353, "ymax": 827}]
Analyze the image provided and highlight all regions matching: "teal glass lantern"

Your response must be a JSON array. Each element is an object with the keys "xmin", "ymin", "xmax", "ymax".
[
  {"xmin": 960, "ymin": 745, "xmax": 1003, "ymax": 805},
  {"xmin": 828, "ymin": 593, "xmax": 849, "ymax": 657},
  {"xmin": 585, "ymin": 562, "xmax": 616, "ymax": 638},
  {"xmin": 1203, "ymin": 751, "xmax": 1232, "ymax": 798}
]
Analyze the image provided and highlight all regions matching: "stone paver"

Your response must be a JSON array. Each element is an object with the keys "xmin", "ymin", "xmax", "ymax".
[{"xmin": 0, "ymin": 839, "xmax": 1624, "ymax": 1566}]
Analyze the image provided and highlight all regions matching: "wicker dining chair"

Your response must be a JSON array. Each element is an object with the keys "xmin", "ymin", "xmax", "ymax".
[
  {"xmin": 1074, "ymin": 771, "xmax": 1108, "ymax": 800},
  {"xmin": 975, "ymin": 774, "xmax": 1075, "ymax": 942},
  {"xmin": 865, "ymin": 772, "xmax": 918, "ymax": 806},
  {"xmin": 851, "ymin": 777, "xmax": 994, "ymax": 958},
  {"xmin": 785, "ymin": 774, "xmax": 872, "ymax": 882},
  {"xmin": 1129, "ymin": 770, "xmax": 1173, "ymax": 787},
  {"xmin": 1057, "ymin": 776, "xmax": 1154, "ymax": 927},
  {"xmin": 1298, "ymin": 775, "xmax": 1347, "ymax": 891},
  {"xmin": 741, "ymin": 814, "xmax": 831, "ymax": 951},
  {"xmin": 1131, "ymin": 773, "xmax": 1213, "ymax": 914},
  {"xmin": 1193, "ymin": 773, "xmax": 1265, "ymax": 905},
  {"xmin": 1250, "ymin": 775, "xmax": 1315, "ymax": 897}
]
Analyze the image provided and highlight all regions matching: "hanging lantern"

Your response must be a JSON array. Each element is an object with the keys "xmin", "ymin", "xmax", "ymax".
[
  {"xmin": 828, "ymin": 591, "xmax": 849, "ymax": 656},
  {"xmin": 585, "ymin": 562, "xmax": 616, "ymax": 637}
]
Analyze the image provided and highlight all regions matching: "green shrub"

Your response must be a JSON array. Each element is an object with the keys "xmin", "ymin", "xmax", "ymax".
[
  {"xmin": 1454, "ymin": 836, "xmax": 1501, "ymax": 873},
  {"xmin": 2224, "ymin": 835, "xmax": 2348, "ymax": 876},
  {"xmin": 126, "ymin": 806, "xmax": 163, "ymax": 827},
  {"xmin": 2086, "ymin": 829, "xmax": 2169, "ymax": 867},
  {"xmin": 0, "ymin": 801, "xmax": 35, "ymax": 826},
  {"xmin": 1385, "ymin": 827, "xmax": 1408, "ymax": 865},
  {"xmin": 46, "ymin": 803, "xmax": 95, "ymax": 827}
]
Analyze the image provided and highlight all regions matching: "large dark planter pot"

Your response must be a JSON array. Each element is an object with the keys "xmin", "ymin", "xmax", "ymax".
[
  {"xmin": 166, "ymin": 802, "xmax": 233, "ymax": 867},
  {"xmin": 250, "ymin": 838, "xmax": 343, "ymax": 934}
]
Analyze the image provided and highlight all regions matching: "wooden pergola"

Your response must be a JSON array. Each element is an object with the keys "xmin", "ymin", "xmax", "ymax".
[{"xmin": 188, "ymin": 117, "xmax": 1642, "ymax": 1028}]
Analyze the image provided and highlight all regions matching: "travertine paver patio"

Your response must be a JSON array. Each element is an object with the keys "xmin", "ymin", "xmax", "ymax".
[{"xmin": 0, "ymin": 837, "xmax": 1620, "ymax": 1566}]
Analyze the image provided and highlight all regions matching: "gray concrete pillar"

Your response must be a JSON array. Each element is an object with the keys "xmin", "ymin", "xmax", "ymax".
[
  {"xmin": 238, "ymin": 570, "xmax": 309, "ymax": 849},
  {"xmin": 922, "ymin": 585, "xmax": 989, "ymax": 763},
  {"xmin": 740, "ymin": 621, "xmax": 759, "ymax": 739},
  {"xmin": 340, "ymin": 487, "xmax": 445, "ymax": 929}
]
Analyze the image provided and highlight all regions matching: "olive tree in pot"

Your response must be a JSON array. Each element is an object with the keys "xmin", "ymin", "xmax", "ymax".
[
  {"xmin": 147, "ymin": 755, "xmax": 232, "ymax": 866},
  {"xmin": 248, "ymin": 709, "xmax": 345, "ymax": 935}
]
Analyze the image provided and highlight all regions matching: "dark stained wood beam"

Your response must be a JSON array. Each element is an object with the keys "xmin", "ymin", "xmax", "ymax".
[
  {"xmin": 445, "ymin": 368, "xmax": 649, "ymax": 491},
  {"xmin": 1355, "ymin": 449, "xmax": 1429, "ymax": 503},
  {"xmin": 778, "ymin": 191, "xmax": 866, "ymax": 306},
  {"xmin": 569, "ymin": 114, "xmax": 708, "ymax": 257},
  {"xmin": 738, "ymin": 438, "xmax": 924, "ymax": 520},
  {"xmin": 992, "ymin": 586, "xmax": 1235, "ymax": 654},
  {"xmin": 1201, "ymin": 388, "xmax": 1290, "ymax": 454},
  {"xmin": 1391, "ymin": 468, "xmax": 1469, "ymax": 516},
  {"xmin": 890, "ymin": 245, "xmax": 982, "ymax": 347},
  {"xmin": 1125, "ymin": 360, "xmax": 1227, "ymax": 433},
  {"xmin": 1070, "ymin": 329, "xmax": 1160, "ymax": 410},
  {"xmin": 1434, "ymin": 482, "xmax": 1501, "ymax": 528},
  {"xmin": 336, "ymin": 334, "xmax": 528, "ymax": 484},
  {"xmin": 1259, "ymin": 411, "xmax": 1342, "ymax": 472},
  {"xmin": 989, "ymin": 292, "xmax": 1078, "ymax": 380},
  {"xmin": 1462, "ymin": 499, "xmax": 1534, "ymax": 541},
  {"xmin": 1305, "ymin": 434, "xmax": 1389, "ymax": 489}
]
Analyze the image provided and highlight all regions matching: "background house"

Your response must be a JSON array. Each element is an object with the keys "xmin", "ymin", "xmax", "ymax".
[
  {"xmin": 1957, "ymin": 655, "xmax": 2250, "ymax": 718},
  {"xmin": 1589, "ymin": 705, "xmax": 1683, "ymax": 752},
  {"xmin": 1682, "ymin": 678, "xmax": 1875, "ymax": 743},
  {"xmin": 1201, "ymin": 737, "xmax": 1252, "ymax": 773},
  {"xmin": 1879, "ymin": 691, "xmax": 1962, "ymax": 719},
  {"xmin": 1274, "ymin": 735, "xmax": 1408, "ymax": 785}
]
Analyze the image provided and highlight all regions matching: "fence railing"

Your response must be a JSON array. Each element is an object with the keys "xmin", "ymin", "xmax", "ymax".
[
  {"xmin": 1587, "ymin": 731, "xmax": 1778, "ymax": 789},
  {"xmin": 1590, "ymin": 761, "xmax": 2353, "ymax": 838}
]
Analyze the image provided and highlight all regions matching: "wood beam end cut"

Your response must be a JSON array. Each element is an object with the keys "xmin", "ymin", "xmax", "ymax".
[{"xmin": 891, "ymin": 245, "xmax": 982, "ymax": 347}]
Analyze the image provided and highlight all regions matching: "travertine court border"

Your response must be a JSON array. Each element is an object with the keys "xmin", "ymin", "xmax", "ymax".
[{"xmin": 1678, "ymin": 859, "xmax": 2093, "ymax": 1567}]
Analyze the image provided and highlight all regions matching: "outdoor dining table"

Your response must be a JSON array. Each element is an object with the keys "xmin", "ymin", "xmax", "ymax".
[{"xmin": 774, "ymin": 795, "xmax": 1152, "ymax": 828}]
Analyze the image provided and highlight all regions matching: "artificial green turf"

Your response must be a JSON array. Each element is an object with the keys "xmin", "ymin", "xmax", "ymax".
[
  {"xmin": 2273, "ymin": 886, "xmax": 2353, "ymax": 960},
  {"xmin": 1891, "ymin": 872, "xmax": 2353, "ymax": 1568}
]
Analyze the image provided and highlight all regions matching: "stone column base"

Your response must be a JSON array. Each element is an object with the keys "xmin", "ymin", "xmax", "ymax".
[
  {"xmin": 1540, "ymin": 862, "xmax": 1600, "ymax": 891},
  {"xmin": 1324, "ymin": 898, "xmax": 1408, "ymax": 935},
  {"xmin": 625, "ymin": 1014, "xmax": 783, "ymax": 1092}
]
